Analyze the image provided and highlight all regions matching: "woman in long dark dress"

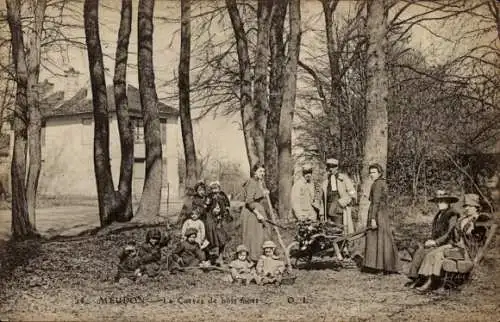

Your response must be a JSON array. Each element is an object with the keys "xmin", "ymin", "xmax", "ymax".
[
  {"xmin": 362, "ymin": 163, "xmax": 399, "ymax": 274},
  {"xmin": 241, "ymin": 163, "xmax": 271, "ymax": 262}
]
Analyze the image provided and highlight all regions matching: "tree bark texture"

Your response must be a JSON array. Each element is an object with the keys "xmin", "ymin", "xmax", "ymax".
[
  {"xmin": 278, "ymin": 0, "xmax": 301, "ymax": 219},
  {"xmin": 321, "ymin": 0, "xmax": 343, "ymax": 155},
  {"xmin": 265, "ymin": 0, "xmax": 287, "ymax": 208},
  {"xmin": 113, "ymin": 0, "xmax": 134, "ymax": 222},
  {"xmin": 25, "ymin": 0, "xmax": 47, "ymax": 229},
  {"xmin": 358, "ymin": 0, "xmax": 389, "ymax": 230},
  {"xmin": 135, "ymin": 0, "xmax": 163, "ymax": 219},
  {"xmin": 253, "ymin": 0, "xmax": 273, "ymax": 165},
  {"xmin": 226, "ymin": 0, "xmax": 259, "ymax": 171},
  {"xmin": 179, "ymin": 0, "xmax": 198, "ymax": 189},
  {"xmin": 84, "ymin": 0, "xmax": 119, "ymax": 227},
  {"xmin": 7, "ymin": 0, "xmax": 35, "ymax": 239}
]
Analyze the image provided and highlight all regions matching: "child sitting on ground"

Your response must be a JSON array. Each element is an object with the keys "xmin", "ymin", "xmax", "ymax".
[
  {"xmin": 256, "ymin": 241, "xmax": 285, "ymax": 285},
  {"xmin": 115, "ymin": 242, "xmax": 142, "ymax": 283},
  {"xmin": 181, "ymin": 208, "xmax": 209, "ymax": 249},
  {"xmin": 229, "ymin": 245, "xmax": 259, "ymax": 285},
  {"xmin": 172, "ymin": 228, "xmax": 209, "ymax": 268},
  {"xmin": 138, "ymin": 228, "xmax": 164, "ymax": 278}
]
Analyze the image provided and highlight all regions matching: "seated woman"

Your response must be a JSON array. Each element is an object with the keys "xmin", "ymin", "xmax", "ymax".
[
  {"xmin": 406, "ymin": 190, "xmax": 460, "ymax": 287},
  {"xmin": 256, "ymin": 241, "xmax": 285, "ymax": 285},
  {"xmin": 416, "ymin": 194, "xmax": 482, "ymax": 291}
]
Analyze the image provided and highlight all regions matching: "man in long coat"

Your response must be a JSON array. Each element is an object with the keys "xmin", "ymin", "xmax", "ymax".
[
  {"xmin": 291, "ymin": 163, "xmax": 320, "ymax": 222},
  {"xmin": 319, "ymin": 158, "xmax": 357, "ymax": 235}
]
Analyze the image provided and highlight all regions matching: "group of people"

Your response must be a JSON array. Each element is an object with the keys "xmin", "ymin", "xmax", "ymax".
[
  {"xmin": 116, "ymin": 156, "xmax": 491, "ymax": 291},
  {"xmin": 115, "ymin": 179, "xmax": 287, "ymax": 285},
  {"xmin": 289, "ymin": 156, "xmax": 490, "ymax": 289}
]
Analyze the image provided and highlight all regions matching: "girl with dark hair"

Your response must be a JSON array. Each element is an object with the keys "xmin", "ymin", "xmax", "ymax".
[
  {"xmin": 177, "ymin": 181, "xmax": 210, "ymax": 225},
  {"xmin": 362, "ymin": 163, "xmax": 400, "ymax": 274},
  {"xmin": 241, "ymin": 163, "xmax": 271, "ymax": 262}
]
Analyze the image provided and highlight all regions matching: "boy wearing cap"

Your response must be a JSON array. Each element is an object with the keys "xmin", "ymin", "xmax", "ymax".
[
  {"xmin": 291, "ymin": 163, "xmax": 320, "ymax": 222},
  {"xmin": 320, "ymin": 158, "xmax": 357, "ymax": 234},
  {"xmin": 406, "ymin": 190, "xmax": 460, "ymax": 287}
]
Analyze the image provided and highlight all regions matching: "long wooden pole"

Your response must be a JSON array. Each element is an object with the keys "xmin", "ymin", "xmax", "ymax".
[{"xmin": 265, "ymin": 194, "xmax": 292, "ymax": 273}]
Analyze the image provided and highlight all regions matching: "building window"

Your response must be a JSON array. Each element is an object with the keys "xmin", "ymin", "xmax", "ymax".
[{"xmin": 134, "ymin": 119, "xmax": 144, "ymax": 144}]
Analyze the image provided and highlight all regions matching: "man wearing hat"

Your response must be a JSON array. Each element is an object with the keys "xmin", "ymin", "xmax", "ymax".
[
  {"xmin": 291, "ymin": 163, "xmax": 320, "ymax": 222},
  {"xmin": 406, "ymin": 189, "xmax": 460, "ymax": 287},
  {"xmin": 319, "ymin": 158, "xmax": 357, "ymax": 234}
]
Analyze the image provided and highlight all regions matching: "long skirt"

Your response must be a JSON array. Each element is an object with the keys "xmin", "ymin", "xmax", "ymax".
[
  {"xmin": 363, "ymin": 211, "xmax": 399, "ymax": 272},
  {"xmin": 241, "ymin": 204, "xmax": 269, "ymax": 262},
  {"xmin": 418, "ymin": 244, "xmax": 452, "ymax": 277}
]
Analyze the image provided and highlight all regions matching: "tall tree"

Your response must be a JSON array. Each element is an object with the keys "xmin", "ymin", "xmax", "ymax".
[
  {"xmin": 278, "ymin": 0, "xmax": 301, "ymax": 219},
  {"xmin": 358, "ymin": 0, "xmax": 390, "ymax": 229},
  {"xmin": 179, "ymin": 0, "xmax": 198, "ymax": 189},
  {"xmin": 226, "ymin": 0, "xmax": 260, "ymax": 170},
  {"xmin": 113, "ymin": 0, "xmax": 134, "ymax": 222},
  {"xmin": 265, "ymin": 0, "xmax": 287, "ymax": 207},
  {"xmin": 253, "ymin": 0, "xmax": 273, "ymax": 165},
  {"xmin": 25, "ymin": 0, "xmax": 47, "ymax": 229},
  {"xmin": 135, "ymin": 0, "xmax": 162, "ymax": 219},
  {"xmin": 84, "ymin": 0, "xmax": 119, "ymax": 226},
  {"xmin": 320, "ymin": 0, "xmax": 342, "ymax": 154},
  {"xmin": 6, "ymin": 0, "xmax": 36, "ymax": 239}
]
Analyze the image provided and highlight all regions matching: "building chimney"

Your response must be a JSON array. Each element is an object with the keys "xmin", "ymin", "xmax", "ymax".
[{"xmin": 63, "ymin": 67, "xmax": 82, "ymax": 100}]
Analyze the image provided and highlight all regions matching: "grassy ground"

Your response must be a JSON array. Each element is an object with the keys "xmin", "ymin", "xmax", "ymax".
[{"xmin": 0, "ymin": 202, "xmax": 499, "ymax": 321}]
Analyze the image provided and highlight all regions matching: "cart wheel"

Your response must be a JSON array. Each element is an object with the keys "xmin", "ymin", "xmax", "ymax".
[{"xmin": 286, "ymin": 241, "xmax": 300, "ymax": 268}]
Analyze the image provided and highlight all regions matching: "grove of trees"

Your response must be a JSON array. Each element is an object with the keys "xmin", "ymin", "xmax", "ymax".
[{"xmin": 2, "ymin": 0, "xmax": 499, "ymax": 239}]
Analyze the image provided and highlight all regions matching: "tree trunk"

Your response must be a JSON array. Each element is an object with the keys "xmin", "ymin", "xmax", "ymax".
[
  {"xmin": 321, "ymin": 0, "xmax": 342, "ymax": 155},
  {"xmin": 84, "ymin": 0, "xmax": 119, "ymax": 227},
  {"xmin": 358, "ymin": 0, "xmax": 389, "ymax": 230},
  {"xmin": 179, "ymin": 0, "xmax": 198, "ymax": 189},
  {"xmin": 278, "ymin": 0, "xmax": 301, "ymax": 219},
  {"xmin": 113, "ymin": 0, "xmax": 134, "ymax": 222},
  {"xmin": 25, "ymin": 0, "xmax": 47, "ymax": 230},
  {"xmin": 265, "ymin": 0, "xmax": 287, "ymax": 207},
  {"xmin": 253, "ymin": 0, "xmax": 273, "ymax": 165},
  {"xmin": 135, "ymin": 0, "xmax": 162, "ymax": 219},
  {"xmin": 7, "ymin": 0, "xmax": 36, "ymax": 239},
  {"xmin": 226, "ymin": 0, "xmax": 259, "ymax": 170}
]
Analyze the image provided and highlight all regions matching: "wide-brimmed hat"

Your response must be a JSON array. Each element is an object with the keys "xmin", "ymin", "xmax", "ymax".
[
  {"xmin": 236, "ymin": 244, "xmax": 249, "ymax": 254},
  {"xmin": 463, "ymin": 193, "xmax": 481, "ymax": 208},
  {"xmin": 262, "ymin": 240, "xmax": 277, "ymax": 249},
  {"xmin": 429, "ymin": 190, "xmax": 459, "ymax": 204},
  {"xmin": 325, "ymin": 158, "xmax": 339, "ymax": 167},
  {"xmin": 184, "ymin": 227, "xmax": 198, "ymax": 238}
]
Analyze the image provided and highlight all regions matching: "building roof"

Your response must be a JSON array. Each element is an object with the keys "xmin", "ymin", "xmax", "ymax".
[{"xmin": 41, "ymin": 84, "xmax": 178, "ymax": 118}]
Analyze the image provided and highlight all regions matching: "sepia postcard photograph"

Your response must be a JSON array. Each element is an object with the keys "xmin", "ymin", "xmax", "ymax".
[{"xmin": 0, "ymin": 0, "xmax": 499, "ymax": 321}]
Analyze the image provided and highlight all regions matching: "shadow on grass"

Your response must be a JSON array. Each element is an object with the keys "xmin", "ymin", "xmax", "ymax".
[{"xmin": 0, "ymin": 239, "xmax": 42, "ymax": 294}]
